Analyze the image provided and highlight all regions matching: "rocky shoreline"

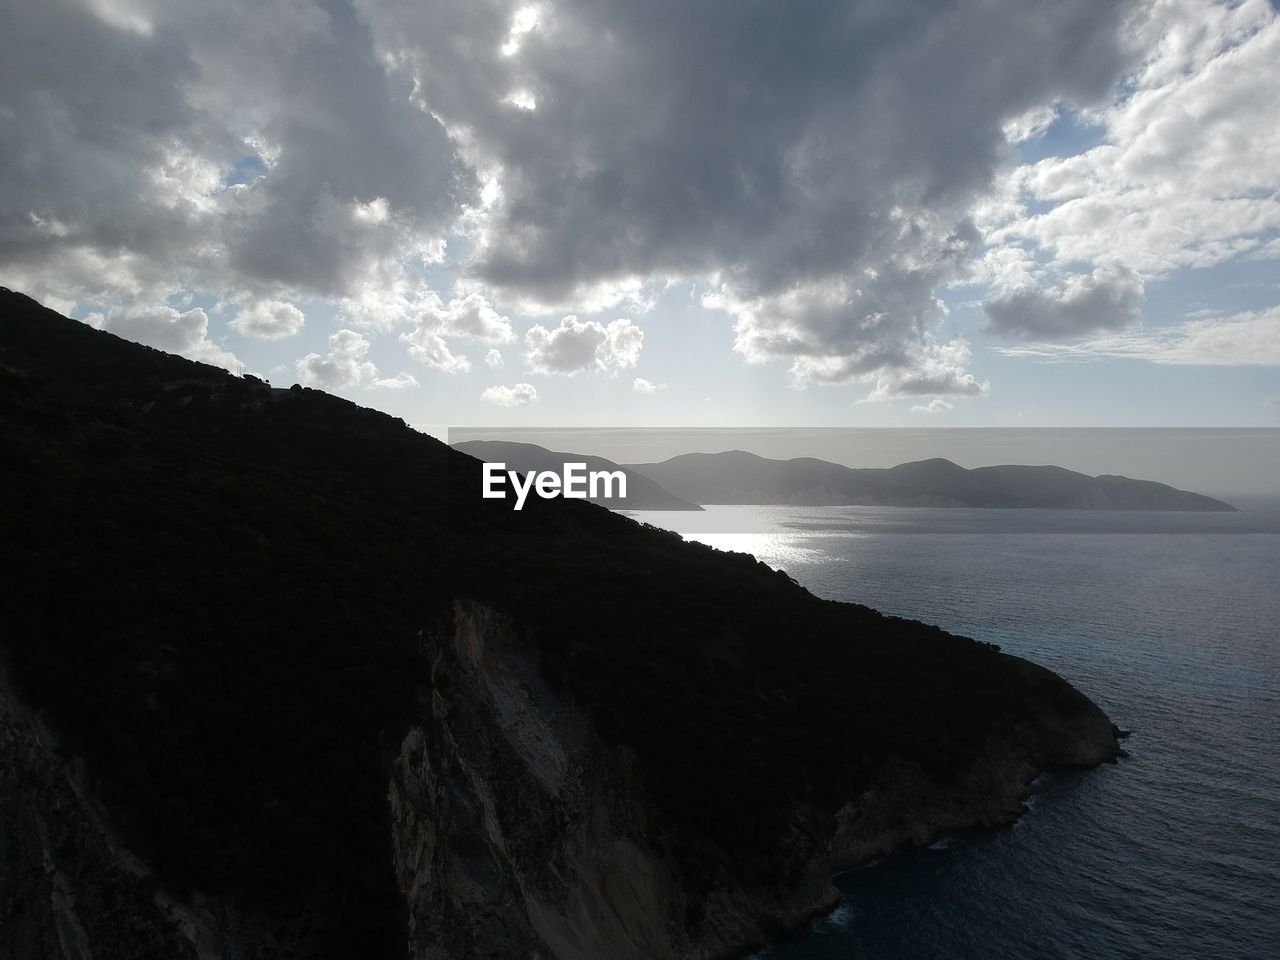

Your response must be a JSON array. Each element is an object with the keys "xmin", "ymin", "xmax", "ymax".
[
  {"xmin": 391, "ymin": 603, "xmax": 1122, "ymax": 960},
  {"xmin": 0, "ymin": 603, "xmax": 1120, "ymax": 960}
]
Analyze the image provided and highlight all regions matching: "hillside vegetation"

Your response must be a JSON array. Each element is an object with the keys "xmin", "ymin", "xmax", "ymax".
[{"xmin": 1, "ymin": 288, "xmax": 1112, "ymax": 956}]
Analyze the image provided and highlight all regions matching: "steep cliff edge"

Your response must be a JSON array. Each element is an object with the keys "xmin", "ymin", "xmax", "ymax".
[
  {"xmin": 0, "ymin": 665, "xmax": 321, "ymax": 960},
  {"xmin": 1, "ymin": 601, "xmax": 1117, "ymax": 960},
  {"xmin": 390, "ymin": 603, "xmax": 1118, "ymax": 960},
  {"xmin": 0, "ymin": 667, "xmax": 188, "ymax": 960}
]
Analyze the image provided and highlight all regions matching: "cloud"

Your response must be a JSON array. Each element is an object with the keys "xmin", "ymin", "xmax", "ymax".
[
  {"xmin": 632, "ymin": 377, "xmax": 664, "ymax": 394},
  {"xmin": 484, "ymin": 348, "xmax": 504, "ymax": 368},
  {"xmin": 359, "ymin": 0, "xmax": 1135, "ymax": 390},
  {"xmin": 839, "ymin": 339, "xmax": 990, "ymax": 401},
  {"xmin": 86, "ymin": 304, "xmax": 240, "ymax": 372},
  {"xmin": 995, "ymin": 305, "xmax": 1280, "ymax": 366},
  {"xmin": 983, "ymin": 1, "xmax": 1280, "ymax": 290},
  {"xmin": 523, "ymin": 315, "xmax": 644, "ymax": 375},
  {"xmin": 0, "ymin": 0, "xmax": 473, "ymax": 346},
  {"xmin": 432, "ymin": 292, "xmax": 514, "ymax": 343},
  {"xmin": 231, "ymin": 299, "xmax": 305, "ymax": 339},
  {"xmin": 372, "ymin": 371, "xmax": 420, "ymax": 389},
  {"xmin": 15, "ymin": 0, "xmax": 1272, "ymax": 398},
  {"xmin": 399, "ymin": 326, "xmax": 470, "ymax": 373},
  {"xmin": 984, "ymin": 264, "xmax": 1145, "ymax": 340},
  {"xmin": 605, "ymin": 319, "xmax": 644, "ymax": 369},
  {"xmin": 295, "ymin": 329, "xmax": 377, "ymax": 389},
  {"xmin": 389, "ymin": 290, "xmax": 514, "ymax": 373},
  {"xmin": 910, "ymin": 398, "xmax": 955, "ymax": 414},
  {"xmin": 481, "ymin": 382, "xmax": 539, "ymax": 406}
]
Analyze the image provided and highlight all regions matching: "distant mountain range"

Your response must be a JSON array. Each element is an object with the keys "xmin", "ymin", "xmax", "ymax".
[{"xmin": 455, "ymin": 442, "xmax": 1235, "ymax": 511}]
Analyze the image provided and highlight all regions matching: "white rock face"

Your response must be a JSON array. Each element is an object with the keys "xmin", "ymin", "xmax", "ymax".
[
  {"xmin": 389, "ymin": 601, "xmax": 847, "ymax": 960},
  {"xmin": 388, "ymin": 603, "xmax": 1121, "ymax": 960}
]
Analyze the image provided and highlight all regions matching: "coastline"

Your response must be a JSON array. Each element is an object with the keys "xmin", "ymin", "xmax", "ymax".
[{"xmin": 727, "ymin": 655, "xmax": 1124, "ymax": 960}]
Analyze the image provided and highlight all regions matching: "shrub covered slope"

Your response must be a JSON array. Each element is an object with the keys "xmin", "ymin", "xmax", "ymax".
[{"xmin": 0, "ymin": 288, "xmax": 1111, "ymax": 955}]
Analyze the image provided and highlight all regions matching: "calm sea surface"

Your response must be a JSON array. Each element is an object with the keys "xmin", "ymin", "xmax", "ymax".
[{"xmin": 641, "ymin": 502, "xmax": 1280, "ymax": 960}]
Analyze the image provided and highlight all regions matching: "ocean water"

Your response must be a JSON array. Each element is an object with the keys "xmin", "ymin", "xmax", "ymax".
[{"xmin": 643, "ymin": 503, "xmax": 1280, "ymax": 960}]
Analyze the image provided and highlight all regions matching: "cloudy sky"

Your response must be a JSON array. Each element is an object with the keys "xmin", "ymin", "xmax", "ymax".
[{"xmin": 3, "ymin": 0, "xmax": 1278, "ymax": 429}]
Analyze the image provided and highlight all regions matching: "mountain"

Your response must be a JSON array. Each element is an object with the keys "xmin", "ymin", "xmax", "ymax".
[
  {"xmin": 452, "ymin": 438, "xmax": 702, "ymax": 510},
  {"xmin": 0, "ymin": 288, "xmax": 1120, "ymax": 960},
  {"xmin": 625, "ymin": 450, "xmax": 1236, "ymax": 511}
]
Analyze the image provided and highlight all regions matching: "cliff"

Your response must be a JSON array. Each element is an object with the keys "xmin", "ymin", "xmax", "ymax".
[
  {"xmin": 0, "ymin": 288, "xmax": 1122, "ymax": 959},
  {"xmin": 392, "ymin": 603, "xmax": 1117, "ymax": 960},
  {"xmin": 1, "ymin": 601, "xmax": 1117, "ymax": 960}
]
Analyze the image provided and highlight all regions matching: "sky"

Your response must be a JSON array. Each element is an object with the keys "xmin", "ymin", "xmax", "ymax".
[{"xmin": 2, "ymin": 0, "xmax": 1279, "ymax": 432}]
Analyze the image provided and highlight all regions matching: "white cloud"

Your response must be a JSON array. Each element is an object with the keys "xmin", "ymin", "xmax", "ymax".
[
  {"xmin": 484, "ymin": 348, "xmax": 504, "ymax": 368},
  {"xmin": 432, "ymin": 292, "xmax": 513, "ymax": 344},
  {"xmin": 295, "ymin": 329, "xmax": 377, "ymax": 389},
  {"xmin": 87, "ymin": 303, "xmax": 240, "ymax": 372},
  {"xmin": 632, "ymin": 377, "xmax": 664, "ymax": 394},
  {"xmin": 481, "ymin": 382, "xmax": 539, "ymax": 406},
  {"xmin": 995, "ymin": 305, "xmax": 1280, "ymax": 366},
  {"xmin": 910, "ymin": 398, "xmax": 955, "ymax": 414},
  {"xmin": 399, "ymin": 326, "xmax": 470, "ymax": 373},
  {"xmin": 231, "ymin": 299, "xmax": 305, "ymax": 339},
  {"xmin": 606, "ymin": 318, "xmax": 644, "ymax": 369},
  {"xmin": 523, "ymin": 315, "xmax": 644, "ymax": 375},
  {"xmin": 372, "ymin": 371, "xmax": 420, "ymax": 389},
  {"xmin": 388, "ymin": 290, "xmax": 510, "ymax": 374},
  {"xmin": 983, "ymin": 0, "xmax": 1280, "ymax": 333}
]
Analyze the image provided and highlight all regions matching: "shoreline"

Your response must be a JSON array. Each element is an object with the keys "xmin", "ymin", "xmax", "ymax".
[{"xmin": 732, "ymin": 747, "xmax": 1126, "ymax": 959}]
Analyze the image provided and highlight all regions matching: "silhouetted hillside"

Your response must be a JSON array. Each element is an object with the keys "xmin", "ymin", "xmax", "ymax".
[
  {"xmin": 627, "ymin": 450, "xmax": 1235, "ymax": 510},
  {"xmin": 0, "ymin": 288, "xmax": 1120, "ymax": 958}
]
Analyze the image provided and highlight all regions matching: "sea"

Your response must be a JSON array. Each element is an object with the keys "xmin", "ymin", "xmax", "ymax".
[{"xmin": 639, "ymin": 500, "xmax": 1280, "ymax": 960}]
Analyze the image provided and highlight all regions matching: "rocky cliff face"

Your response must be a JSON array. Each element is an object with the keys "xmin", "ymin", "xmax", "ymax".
[
  {"xmin": 1, "ymin": 604, "xmax": 1118, "ymax": 960},
  {"xmin": 389, "ymin": 602, "xmax": 847, "ymax": 960},
  {"xmin": 387, "ymin": 602, "xmax": 1119, "ymax": 960},
  {"xmin": 0, "ymin": 665, "xmax": 189, "ymax": 960},
  {"xmin": 828, "ymin": 656, "xmax": 1120, "ymax": 871},
  {"xmin": 0, "ymin": 667, "xmax": 313, "ymax": 960}
]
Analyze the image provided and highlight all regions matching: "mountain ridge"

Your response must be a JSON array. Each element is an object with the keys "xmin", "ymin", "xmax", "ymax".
[
  {"xmin": 0, "ymin": 287, "xmax": 1122, "ymax": 959},
  {"xmin": 624, "ymin": 449, "xmax": 1235, "ymax": 511}
]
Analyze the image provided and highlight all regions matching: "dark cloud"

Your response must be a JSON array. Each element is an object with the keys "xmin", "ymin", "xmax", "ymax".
[
  {"xmin": 3, "ymin": 0, "xmax": 1140, "ymax": 394},
  {"xmin": 0, "ymin": 0, "xmax": 470, "ymax": 317},
  {"xmin": 363, "ymin": 0, "xmax": 1136, "ymax": 388},
  {"xmin": 984, "ymin": 264, "xmax": 1145, "ymax": 340}
]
